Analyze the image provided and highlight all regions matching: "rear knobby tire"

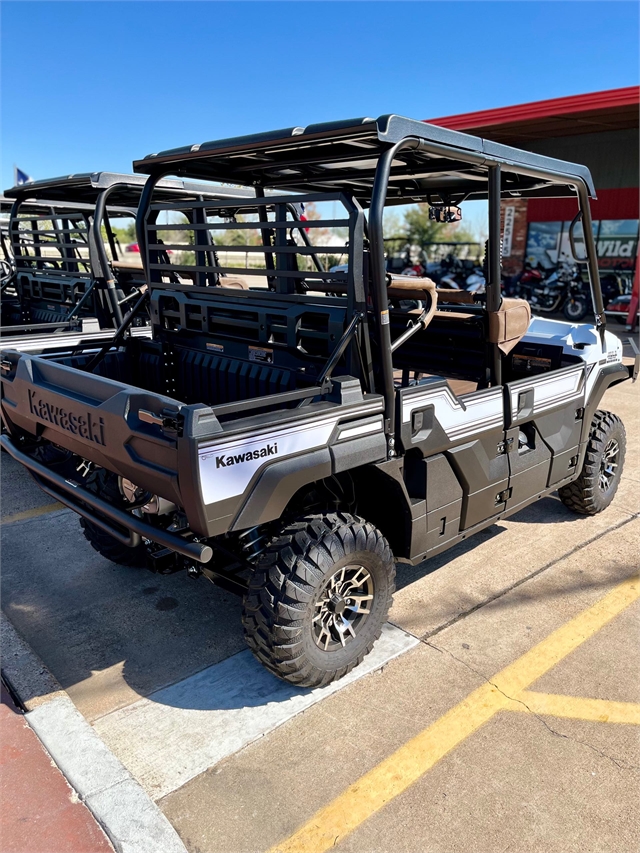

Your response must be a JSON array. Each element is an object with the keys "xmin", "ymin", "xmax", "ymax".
[
  {"xmin": 80, "ymin": 469, "xmax": 147, "ymax": 567},
  {"xmin": 558, "ymin": 410, "xmax": 626, "ymax": 515},
  {"xmin": 242, "ymin": 512, "xmax": 395, "ymax": 688}
]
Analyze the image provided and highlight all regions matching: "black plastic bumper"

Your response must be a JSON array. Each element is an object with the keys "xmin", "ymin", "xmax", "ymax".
[{"xmin": 0, "ymin": 434, "xmax": 213, "ymax": 564}]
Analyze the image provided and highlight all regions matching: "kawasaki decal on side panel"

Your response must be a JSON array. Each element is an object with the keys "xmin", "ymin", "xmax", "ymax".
[{"xmin": 198, "ymin": 409, "xmax": 382, "ymax": 505}]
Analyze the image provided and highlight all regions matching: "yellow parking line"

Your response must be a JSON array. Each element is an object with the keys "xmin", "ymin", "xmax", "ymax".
[
  {"xmin": 270, "ymin": 574, "xmax": 639, "ymax": 853},
  {"xmin": 2, "ymin": 503, "xmax": 64, "ymax": 524},
  {"xmin": 514, "ymin": 691, "xmax": 640, "ymax": 725}
]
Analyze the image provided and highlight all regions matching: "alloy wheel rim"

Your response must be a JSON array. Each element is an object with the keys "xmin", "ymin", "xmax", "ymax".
[
  {"xmin": 312, "ymin": 564, "xmax": 374, "ymax": 651},
  {"xmin": 599, "ymin": 438, "xmax": 619, "ymax": 492}
]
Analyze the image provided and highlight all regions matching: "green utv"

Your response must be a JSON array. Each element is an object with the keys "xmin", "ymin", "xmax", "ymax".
[{"xmin": 1, "ymin": 116, "xmax": 633, "ymax": 687}]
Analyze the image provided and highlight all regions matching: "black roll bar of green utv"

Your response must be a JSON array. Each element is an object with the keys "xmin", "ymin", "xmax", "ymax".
[
  {"xmin": 91, "ymin": 184, "xmax": 139, "ymax": 328},
  {"xmin": 8, "ymin": 189, "xmax": 128, "ymax": 328},
  {"xmin": 368, "ymin": 135, "xmax": 605, "ymax": 451}
]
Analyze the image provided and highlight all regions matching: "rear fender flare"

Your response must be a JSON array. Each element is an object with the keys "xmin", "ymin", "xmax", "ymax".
[{"xmin": 230, "ymin": 448, "xmax": 332, "ymax": 530}]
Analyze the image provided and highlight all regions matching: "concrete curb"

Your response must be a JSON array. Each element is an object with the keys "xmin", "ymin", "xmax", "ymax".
[
  {"xmin": 94, "ymin": 622, "xmax": 421, "ymax": 801},
  {"xmin": 28, "ymin": 696, "xmax": 188, "ymax": 853},
  {"xmin": 2, "ymin": 616, "xmax": 187, "ymax": 853},
  {"xmin": 1, "ymin": 613, "xmax": 65, "ymax": 709}
]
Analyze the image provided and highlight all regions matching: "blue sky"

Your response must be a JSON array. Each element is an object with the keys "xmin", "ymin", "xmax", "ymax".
[{"xmin": 2, "ymin": 1, "xmax": 638, "ymax": 190}]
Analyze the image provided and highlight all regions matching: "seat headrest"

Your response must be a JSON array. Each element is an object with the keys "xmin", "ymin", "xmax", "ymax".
[{"xmin": 488, "ymin": 298, "xmax": 531, "ymax": 354}]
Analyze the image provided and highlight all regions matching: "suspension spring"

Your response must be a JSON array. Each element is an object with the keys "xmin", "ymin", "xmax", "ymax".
[{"xmin": 238, "ymin": 525, "xmax": 268, "ymax": 563}]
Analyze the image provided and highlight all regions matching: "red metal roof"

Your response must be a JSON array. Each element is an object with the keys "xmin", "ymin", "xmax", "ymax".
[{"xmin": 426, "ymin": 87, "xmax": 639, "ymax": 143}]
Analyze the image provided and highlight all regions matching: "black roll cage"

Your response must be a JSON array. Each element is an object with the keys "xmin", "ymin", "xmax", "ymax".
[
  {"xmin": 5, "ymin": 194, "xmax": 138, "ymax": 331},
  {"xmin": 133, "ymin": 117, "xmax": 605, "ymax": 447},
  {"xmin": 4, "ymin": 174, "xmax": 259, "ymax": 334}
]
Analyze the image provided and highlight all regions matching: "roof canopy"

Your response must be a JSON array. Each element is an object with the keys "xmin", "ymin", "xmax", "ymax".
[
  {"xmin": 426, "ymin": 87, "xmax": 639, "ymax": 144},
  {"xmin": 0, "ymin": 193, "xmax": 137, "ymax": 219},
  {"xmin": 133, "ymin": 114, "xmax": 596, "ymax": 204},
  {"xmin": 4, "ymin": 172, "xmax": 255, "ymax": 207}
]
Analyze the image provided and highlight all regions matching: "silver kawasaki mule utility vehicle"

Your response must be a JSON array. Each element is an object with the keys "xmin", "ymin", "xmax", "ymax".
[{"xmin": 1, "ymin": 116, "xmax": 633, "ymax": 687}]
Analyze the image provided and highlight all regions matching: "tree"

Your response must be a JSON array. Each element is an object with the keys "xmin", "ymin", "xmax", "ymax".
[
  {"xmin": 212, "ymin": 214, "xmax": 262, "ymax": 247},
  {"xmin": 105, "ymin": 221, "xmax": 137, "ymax": 243}
]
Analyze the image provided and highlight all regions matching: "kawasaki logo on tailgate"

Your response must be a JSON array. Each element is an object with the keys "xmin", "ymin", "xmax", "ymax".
[
  {"xmin": 216, "ymin": 442, "xmax": 278, "ymax": 468},
  {"xmin": 28, "ymin": 390, "xmax": 106, "ymax": 446}
]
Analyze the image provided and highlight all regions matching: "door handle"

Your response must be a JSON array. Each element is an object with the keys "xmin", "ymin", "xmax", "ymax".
[{"xmin": 517, "ymin": 389, "xmax": 535, "ymax": 419}]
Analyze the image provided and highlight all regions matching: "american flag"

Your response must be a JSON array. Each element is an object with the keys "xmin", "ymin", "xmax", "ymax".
[{"xmin": 15, "ymin": 167, "xmax": 33, "ymax": 185}]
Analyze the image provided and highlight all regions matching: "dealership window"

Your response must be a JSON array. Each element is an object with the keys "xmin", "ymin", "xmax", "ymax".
[
  {"xmin": 595, "ymin": 220, "xmax": 639, "ymax": 270},
  {"xmin": 525, "ymin": 222, "xmax": 563, "ymax": 269},
  {"xmin": 526, "ymin": 220, "xmax": 639, "ymax": 271}
]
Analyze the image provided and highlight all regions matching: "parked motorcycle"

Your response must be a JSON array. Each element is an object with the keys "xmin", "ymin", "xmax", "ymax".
[
  {"xmin": 599, "ymin": 270, "xmax": 633, "ymax": 307},
  {"xmin": 606, "ymin": 294, "xmax": 632, "ymax": 325},
  {"xmin": 432, "ymin": 253, "xmax": 486, "ymax": 292},
  {"xmin": 508, "ymin": 260, "xmax": 589, "ymax": 321},
  {"xmin": 382, "ymin": 244, "xmax": 425, "ymax": 277},
  {"xmin": 579, "ymin": 270, "xmax": 634, "ymax": 325}
]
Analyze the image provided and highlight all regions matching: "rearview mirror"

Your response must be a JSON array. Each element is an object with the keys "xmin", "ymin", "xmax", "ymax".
[{"xmin": 429, "ymin": 205, "xmax": 462, "ymax": 223}]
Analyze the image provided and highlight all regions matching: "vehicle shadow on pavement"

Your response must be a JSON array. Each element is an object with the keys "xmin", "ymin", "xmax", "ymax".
[
  {"xmin": 503, "ymin": 494, "xmax": 584, "ymax": 523},
  {"xmin": 395, "ymin": 524, "xmax": 506, "ymax": 591},
  {"xmin": 1, "ymin": 510, "xmax": 247, "ymax": 717},
  {"xmin": 138, "ymin": 647, "xmax": 319, "ymax": 711},
  {"xmin": 1, "ymin": 482, "xmax": 626, "ymax": 717}
]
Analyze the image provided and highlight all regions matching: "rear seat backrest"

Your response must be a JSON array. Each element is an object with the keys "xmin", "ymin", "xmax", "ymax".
[
  {"xmin": 487, "ymin": 298, "xmax": 531, "ymax": 354},
  {"xmin": 389, "ymin": 309, "xmax": 487, "ymax": 383}
]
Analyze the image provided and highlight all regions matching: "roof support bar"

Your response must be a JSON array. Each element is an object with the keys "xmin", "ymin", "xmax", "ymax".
[
  {"xmin": 487, "ymin": 164, "xmax": 503, "ymax": 387},
  {"xmin": 92, "ymin": 185, "xmax": 132, "ymax": 327},
  {"xmin": 254, "ymin": 186, "xmax": 276, "ymax": 289},
  {"xmin": 370, "ymin": 137, "xmax": 421, "ymax": 453},
  {"xmin": 135, "ymin": 172, "xmax": 162, "ymax": 276},
  {"xmin": 136, "ymin": 171, "xmax": 184, "ymax": 286},
  {"xmin": 575, "ymin": 179, "xmax": 606, "ymax": 338}
]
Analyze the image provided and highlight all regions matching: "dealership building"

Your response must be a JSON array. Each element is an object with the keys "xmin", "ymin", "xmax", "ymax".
[{"xmin": 428, "ymin": 87, "xmax": 639, "ymax": 280}]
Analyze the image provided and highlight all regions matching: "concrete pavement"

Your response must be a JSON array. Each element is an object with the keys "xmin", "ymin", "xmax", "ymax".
[{"xmin": 158, "ymin": 531, "xmax": 639, "ymax": 853}]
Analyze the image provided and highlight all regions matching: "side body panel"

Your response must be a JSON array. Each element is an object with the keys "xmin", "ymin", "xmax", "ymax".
[
  {"xmin": 396, "ymin": 380, "xmax": 509, "ymax": 560},
  {"xmin": 504, "ymin": 363, "xmax": 586, "ymax": 508}
]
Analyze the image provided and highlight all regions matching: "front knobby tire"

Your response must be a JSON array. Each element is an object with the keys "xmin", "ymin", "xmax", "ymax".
[
  {"xmin": 558, "ymin": 410, "xmax": 626, "ymax": 515},
  {"xmin": 242, "ymin": 512, "xmax": 395, "ymax": 688}
]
